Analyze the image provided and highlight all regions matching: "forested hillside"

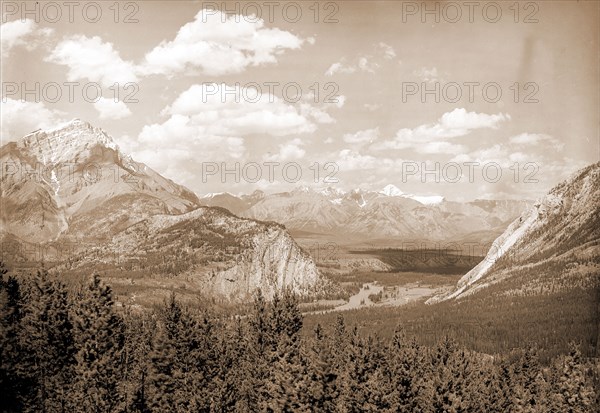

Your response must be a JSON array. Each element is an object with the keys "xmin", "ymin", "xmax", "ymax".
[{"xmin": 1, "ymin": 263, "xmax": 598, "ymax": 413}]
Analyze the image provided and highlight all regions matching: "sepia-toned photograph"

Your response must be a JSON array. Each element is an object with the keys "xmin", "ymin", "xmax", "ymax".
[{"xmin": 0, "ymin": 1, "xmax": 599, "ymax": 411}]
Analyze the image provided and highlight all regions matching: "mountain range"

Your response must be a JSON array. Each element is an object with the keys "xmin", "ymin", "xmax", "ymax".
[
  {"xmin": 0, "ymin": 119, "xmax": 331, "ymax": 302},
  {"xmin": 202, "ymin": 186, "xmax": 532, "ymax": 242}
]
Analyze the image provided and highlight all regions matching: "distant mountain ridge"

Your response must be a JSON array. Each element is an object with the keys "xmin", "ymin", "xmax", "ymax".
[{"xmin": 202, "ymin": 185, "xmax": 532, "ymax": 241}]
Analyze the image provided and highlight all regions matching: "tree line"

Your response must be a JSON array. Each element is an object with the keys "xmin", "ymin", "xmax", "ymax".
[{"xmin": 1, "ymin": 263, "xmax": 598, "ymax": 412}]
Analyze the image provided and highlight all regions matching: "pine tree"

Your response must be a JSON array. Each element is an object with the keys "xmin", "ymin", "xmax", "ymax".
[
  {"xmin": 71, "ymin": 274, "xmax": 125, "ymax": 413},
  {"xmin": 548, "ymin": 344, "xmax": 594, "ymax": 413},
  {"xmin": 336, "ymin": 328, "xmax": 385, "ymax": 412},
  {"xmin": 148, "ymin": 293, "xmax": 218, "ymax": 412},
  {"xmin": 0, "ymin": 263, "xmax": 26, "ymax": 412},
  {"xmin": 303, "ymin": 324, "xmax": 339, "ymax": 412},
  {"xmin": 260, "ymin": 289, "xmax": 309, "ymax": 412},
  {"xmin": 17, "ymin": 270, "xmax": 76, "ymax": 413},
  {"xmin": 428, "ymin": 336, "xmax": 469, "ymax": 413},
  {"xmin": 121, "ymin": 310, "xmax": 154, "ymax": 413},
  {"xmin": 383, "ymin": 328, "xmax": 425, "ymax": 413}
]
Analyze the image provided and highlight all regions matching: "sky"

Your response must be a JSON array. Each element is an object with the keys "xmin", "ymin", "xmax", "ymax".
[{"xmin": 1, "ymin": 0, "xmax": 599, "ymax": 201}]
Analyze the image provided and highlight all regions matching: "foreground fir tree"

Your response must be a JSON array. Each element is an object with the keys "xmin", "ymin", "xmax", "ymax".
[
  {"xmin": 0, "ymin": 263, "xmax": 25, "ymax": 412},
  {"xmin": 18, "ymin": 270, "xmax": 76, "ymax": 413},
  {"xmin": 148, "ymin": 293, "xmax": 219, "ymax": 412},
  {"xmin": 71, "ymin": 275, "xmax": 125, "ymax": 413},
  {"xmin": 548, "ymin": 344, "xmax": 595, "ymax": 413},
  {"xmin": 260, "ymin": 290, "xmax": 309, "ymax": 412}
]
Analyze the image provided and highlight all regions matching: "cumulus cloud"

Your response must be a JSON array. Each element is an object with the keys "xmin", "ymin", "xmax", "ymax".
[
  {"xmin": 130, "ymin": 83, "xmax": 337, "ymax": 188},
  {"xmin": 325, "ymin": 43, "xmax": 396, "ymax": 76},
  {"xmin": 133, "ymin": 113, "xmax": 246, "ymax": 186},
  {"xmin": 46, "ymin": 35, "xmax": 138, "ymax": 87},
  {"xmin": 325, "ymin": 61, "xmax": 356, "ymax": 76},
  {"xmin": 264, "ymin": 138, "xmax": 306, "ymax": 161},
  {"xmin": 1, "ymin": 19, "xmax": 53, "ymax": 57},
  {"xmin": 373, "ymin": 108, "xmax": 509, "ymax": 154},
  {"xmin": 139, "ymin": 9, "xmax": 305, "ymax": 77},
  {"xmin": 378, "ymin": 42, "xmax": 396, "ymax": 60},
  {"xmin": 413, "ymin": 67, "xmax": 445, "ymax": 83},
  {"xmin": 343, "ymin": 128, "xmax": 379, "ymax": 144},
  {"xmin": 162, "ymin": 83, "xmax": 317, "ymax": 136},
  {"xmin": 1, "ymin": 98, "xmax": 64, "ymax": 140},
  {"xmin": 509, "ymin": 133, "xmax": 563, "ymax": 150},
  {"xmin": 93, "ymin": 98, "xmax": 132, "ymax": 120}
]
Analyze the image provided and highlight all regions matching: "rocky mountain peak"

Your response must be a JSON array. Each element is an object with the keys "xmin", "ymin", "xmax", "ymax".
[
  {"xmin": 380, "ymin": 184, "xmax": 404, "ymax": 197},
  {"xmin": 17, "ymin": 118, "xmax": 120, "ymax": 165}
]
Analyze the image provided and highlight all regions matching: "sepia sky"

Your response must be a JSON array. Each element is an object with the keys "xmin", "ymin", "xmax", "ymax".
[{"xmin": 1, "ymin": 0, "xmax": 599, "ymax": 200}]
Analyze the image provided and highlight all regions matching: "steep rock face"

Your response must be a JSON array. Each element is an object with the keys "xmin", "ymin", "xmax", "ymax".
[
  {"xmin": 64, "ymin": 207, "xmax": 327, "ymax": 302},
  {"xmin": 428, "ymin": 162, "xmax": 600, "ymax": 303}
]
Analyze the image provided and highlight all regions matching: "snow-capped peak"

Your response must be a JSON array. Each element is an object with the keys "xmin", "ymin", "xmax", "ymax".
[
  {"xmin": 409, "ymin": 195, "xmax": 445, "ymax": 205},
  {"xmin": 202, "ymin": 192, "xmax": 234, "ymax": 199},
  {"xmin": 380, "ymin": 184, "xmax": 404, "ymax": 197},
  {"xmin": 319, "ymin": 186, "xmax": 346, "ymax": 197},
  {"xmin": 378, "ymin": 184, "xmax": 444, "ymax": 205}
]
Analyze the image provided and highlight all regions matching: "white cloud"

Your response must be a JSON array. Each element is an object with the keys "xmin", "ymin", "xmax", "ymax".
[
  {"xmin": 93, "ymin": 98, "xmax": 132, "ymax": 120},
  {"xmin": 1, "ymin": 19, "xmax": 53, "ymax": 57},
  {"xmin": 326, "ymin": 57, "xmax": 379, "ymax": 76},
  {"xmin": 139, "ymin": 9, "xmax": 305, "ymax": 77},
  {"xmin": 413, "ymin": 67, "xmax": 444, "ymax": 83},
  {"xmin": 325, "ymin": 61, "xmax": 357, "ymax": 76},
  {"xmin": 334, "ymin": 95, "xmax": 346, "ymax": 108},
  {"xmin": 133, "ymin": 113, "xmax": 246, "ymax": 186},
  {"xmin": 509, "ymin": 133, "xmax": 563, "ymax": 149},
  {"xmin": 300, "ymin": 103, "xmax": 335, "ymax": 124},
  {"xmin": 337, "ymin": 149, "xmax": 381, "ymax": 170},
  {"xmin": 46, "ymin": 35, "xmax": 138, "ymax": 87},
  {"xmin": 163, "ymin": 83, "xmax": 316, "ymax": 137},
  {"xmin": 358, "ymin": 57, "xmax": 378, "ymax": 73},
  {"xmin": 0, "ymin": 98, "xmax": 64, "ymax": 141},
  {"xmin": 343, "ymin": 128, "xmax": 379, "ymax": 144},
  {"xmin": 264, "ymin": 138, "xmax": 305, "ymax": 161},
  {"xmin": 378, "ymin": 42, "xmax": 396, "ymax": 60},
  {"xmin": 373, "ymin": 108, "xmax": 509, "ymax": 153},
  {"xmin": 325, "ymin": 43, "xmax": 395, "ymax": 76},
  {"xmin": 439, "ymin": 108, "xmax": 509, "ymax": 131},
  {"xmin": 131, "ymin": 83, "xmax": 336, "ymax": 187},
  {"xmin": 364, "ymin": 103, "xmax": 381, "ymax": 111}
]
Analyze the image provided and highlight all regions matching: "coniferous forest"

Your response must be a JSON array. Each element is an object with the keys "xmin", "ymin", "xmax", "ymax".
[{"xmin": 1, "ymin": 263, "xmax": 598, "ymax": 413}]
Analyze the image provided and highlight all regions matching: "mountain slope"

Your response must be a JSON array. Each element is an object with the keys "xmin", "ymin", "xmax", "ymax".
[
  {"xmin": 201, "ymin": 190, "xmax": 264, "ymax": 215},
  {"xmin": 63, "ymin": 207, "xmax": 329, "ymax": 302},
  {"xmin": 1, "ymin": 120, "xmax": 330, "ymax": 302},
  {"xmin": 429, "ymin": 162, "xmax": 600, "ymax": 302},
  {"xmin": 1, "ymin": 119, "xmax": 200, "ymax": 243}
]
